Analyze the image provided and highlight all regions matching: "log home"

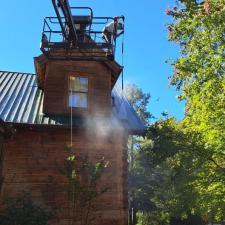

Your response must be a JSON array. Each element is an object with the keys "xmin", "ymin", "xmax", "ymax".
[
  {"xmin": 0, "ymin": 63, "xmax": 144, "ymax": 225},
  {"xmin": 0, "ymin": 1, "xmax": 145, "ymax": 225}
]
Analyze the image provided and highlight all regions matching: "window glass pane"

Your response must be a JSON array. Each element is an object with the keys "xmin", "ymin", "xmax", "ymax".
[
  {"xmin": 69, "ymin": 93, "xmax": 88, "ymax": 108},
  {"xmin": 69, "ymin": 77, "xmax": 88, "ymax": 92},
  {"xmin": 79, "ymin": 77, "xmax": 88, "ymax": 92}
]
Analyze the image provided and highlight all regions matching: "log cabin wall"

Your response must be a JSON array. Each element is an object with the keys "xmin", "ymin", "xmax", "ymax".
[
  {"xmin": 1, "ymin": 126, "xmax": 128, "ymax": 225},
  {"xmin": 0, "ymin": 136, "xmax": 4, "ymax": 197},
  {"xmin": 43, "ymin": 60, "xmax": 112, "ymax": 117}
]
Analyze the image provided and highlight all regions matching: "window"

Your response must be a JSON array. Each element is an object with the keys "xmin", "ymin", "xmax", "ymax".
[{"xmin": 69, "ymin": 76, "xmax": 88, "ymax": 108}]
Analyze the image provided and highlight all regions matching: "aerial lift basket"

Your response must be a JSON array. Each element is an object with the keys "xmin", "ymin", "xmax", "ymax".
[{"xmin": 40, "ymin": 0, "xmax": 124, "ymax": 61}]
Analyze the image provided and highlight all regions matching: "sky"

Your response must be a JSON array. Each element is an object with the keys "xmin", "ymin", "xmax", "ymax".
[{"xmin": 0, "ymin": 0, "xmax": 185, "ymax": 121}]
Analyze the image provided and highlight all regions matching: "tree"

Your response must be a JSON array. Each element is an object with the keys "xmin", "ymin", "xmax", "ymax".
[
  {"xmin": 125, "ymin": 3, "xmax": 225, "ymax": 220},
  {"xmin": 59, "ymin": 154, "xmax": 109, "ymax": 225},
  {"xmin": 134, "ymin": 118, "xmax": 201, "ymax": 225},
  {"xmin": 166, "ymin": 0, "xmax": 225, "ymax": 222},
  {"xmin": 124, "ymin": 84, "xmax": 151, "ymax": 225},
  {"xmin": 133, "ymin": 118, "xmax": 219, "ymax": 225},
  {"xmin": 124, "ymin": 84, "xmax": 151, "ymax": 125},
  {"xmin": 124, "ymin": 83, "xmax": 152, "ymax": 171}
]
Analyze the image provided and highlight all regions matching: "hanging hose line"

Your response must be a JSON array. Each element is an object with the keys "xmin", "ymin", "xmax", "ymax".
[
  {"xmin": 70, "ymin": 88, "xmax": 73, "ymax": 151},
  {"xmin": 121, "ymin": 20, "xmax": 125, "ymax": 95}
]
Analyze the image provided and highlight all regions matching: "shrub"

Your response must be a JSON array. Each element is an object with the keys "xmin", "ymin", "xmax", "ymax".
[{"xmin": 0, "ymin": 194, "xmax": 51, "ymax": 225}]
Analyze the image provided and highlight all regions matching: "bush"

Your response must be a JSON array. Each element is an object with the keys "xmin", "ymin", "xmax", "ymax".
[
  {"xmin": 170, "ymin": 215, "xmax": 206, "ymax": 225},
  {"xmin": 137, "ymin": 211, "xmax": 207, "ymax": 225},
  {"xmin": 0, "ymin": 194, "xmax": 51, "ymax": 225},
  {"xmin": 137, "ymin": 211, "xmax": 170, "ymax": 225}
]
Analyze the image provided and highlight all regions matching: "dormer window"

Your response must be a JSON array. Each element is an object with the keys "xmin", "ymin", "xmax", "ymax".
[{"xmin": 69, "ymin": 76, "xmax": 88, "ymax": 108}]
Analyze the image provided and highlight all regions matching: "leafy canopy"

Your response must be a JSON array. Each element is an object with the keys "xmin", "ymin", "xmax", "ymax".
[{"xmin": 166, "ymin": 0, "xmax": 225, "ymax": 221}]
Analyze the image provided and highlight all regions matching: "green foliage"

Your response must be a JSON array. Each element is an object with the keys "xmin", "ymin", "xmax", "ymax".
[
  {"xmin": 133, "ymin": 118, "xmax": 224, "ymax": 224},
  {"xmin": 124, "ymin": 84, "xmax": 152, "ymax": 224},
  {"xmin": 124, "ymin": 84, "xmax": 151, "ymax": 169},
  {"xmin": 0, "ymin": 194, "xmax": 50, "ymax": 225},
  {"xmin": 165, "ymin": 0, "xmax": 225, "ymax": 223},
  {"xmin": 166, "ymin": 0, "xmax": 225, "ymax": 168},
  {"xmin": 126, "ymin": 3, "xmax": 225, "ymax": 221},
  {"xmin": 137, "ymin": 211, "xmax": 170, "ymax": 225},
  {"xmin": 63, "ymin": 154, "xmax": 109, "ymax": 225},
  {"xmin": 170, "ymin": 214, "xmax": 206, "ymax": 225}
]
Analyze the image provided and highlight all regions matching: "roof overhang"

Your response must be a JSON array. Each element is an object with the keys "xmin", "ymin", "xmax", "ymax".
[
  {"xmin": 102, "ymin": 60, "xmax": 122, "ymax": 88},
  {"xmin": 34, "ymin": 54, "xmax": 122, "ymax": 90}
]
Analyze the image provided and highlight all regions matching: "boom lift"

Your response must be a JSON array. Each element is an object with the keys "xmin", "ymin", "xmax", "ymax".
[{"xmin": 40, "ymin": 0, "xmax": 125, "ymax": 61}]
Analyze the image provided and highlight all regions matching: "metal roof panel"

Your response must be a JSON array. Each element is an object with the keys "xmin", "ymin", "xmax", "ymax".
[{"xmin": 0, "ymin": 71, "xmax": 145, "ymax": 134}]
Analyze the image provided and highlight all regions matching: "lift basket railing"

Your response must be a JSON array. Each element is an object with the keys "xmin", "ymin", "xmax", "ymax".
[{"xmin": 40, "ymin": 13, "xmax": 118, "ymax": 61}]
